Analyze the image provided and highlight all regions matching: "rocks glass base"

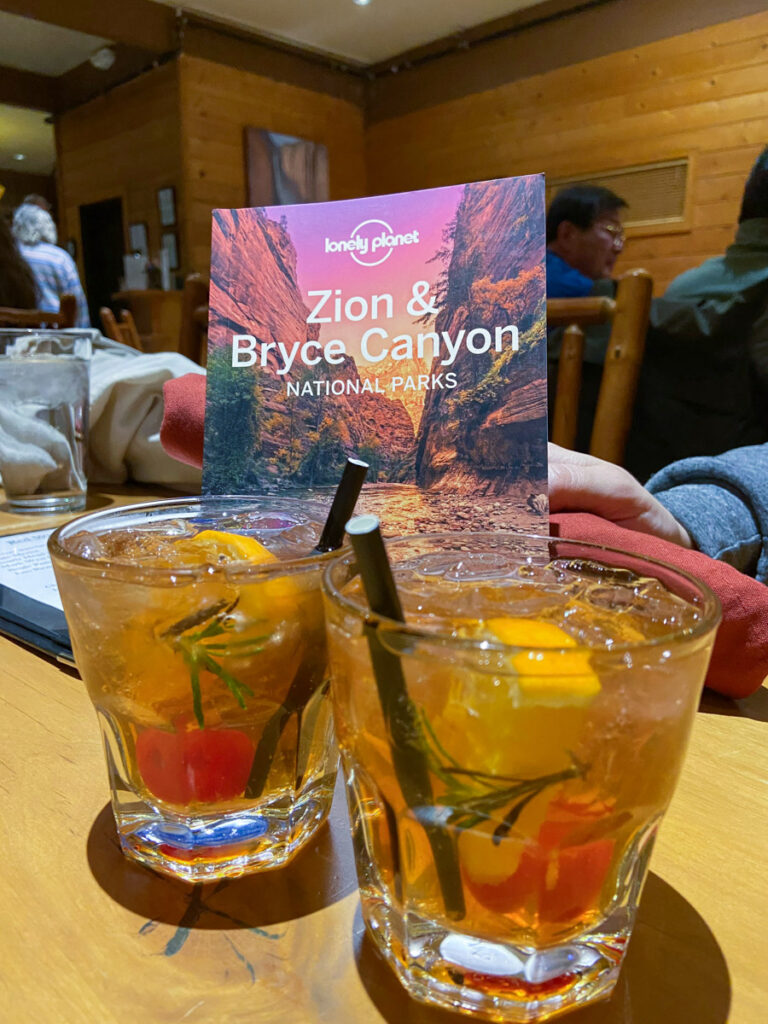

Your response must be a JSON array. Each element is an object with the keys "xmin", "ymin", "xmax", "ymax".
[
  {"xmin": 366, "ymin": 906, "xmax": 626, "ymax": 1021},
  {"xmin": 356, "ymin": 820, "xmax": 658, "ymax": 1022},
  {"xmin": 7, "ymin": 490, "xmax": 87, "ymax": 514},
  {"xmin": 100, "ymin": 705, "xmax": 337, "ymax": 883}
]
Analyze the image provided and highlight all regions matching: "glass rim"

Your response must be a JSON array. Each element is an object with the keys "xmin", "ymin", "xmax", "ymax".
[
  {"xmin": 0, "ymin": 327, "xmax": 94, "ymax": 358},
  {"xmin": 48, "ymin": 494, "xmax": 340, "ymax": 583},
  {"xmin": 322, "ymin": 530, "xmax": 722, "ymax": 655}
]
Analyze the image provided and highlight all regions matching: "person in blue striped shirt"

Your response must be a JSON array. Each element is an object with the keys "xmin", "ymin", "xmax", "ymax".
[{"xmin": 12, "ymin": 204, "xmax": 90, "ymax": 328}]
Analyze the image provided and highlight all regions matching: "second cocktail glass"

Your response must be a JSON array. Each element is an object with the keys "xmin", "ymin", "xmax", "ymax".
[
  {"xmin": 322, "ymin": 531, "xmax": 720, "ymax": 1021},
  {"xmin": 49, "ymin": 495, "xmax": 339, "ymax": 882}
]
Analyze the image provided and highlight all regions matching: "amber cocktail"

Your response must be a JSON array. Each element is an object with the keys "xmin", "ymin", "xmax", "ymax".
[
  {"xmin": 49, "ymin": 496, "xmax": 338, "ymax": 882},
  {"xmin": 322, "ymin": 533, "xmax": 720, "ymax": 1021}
]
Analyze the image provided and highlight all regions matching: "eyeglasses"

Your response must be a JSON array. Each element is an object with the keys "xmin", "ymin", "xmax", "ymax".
[{"xmin": 594, "ymin": 222, "xmax": 625, "ymax": 247}]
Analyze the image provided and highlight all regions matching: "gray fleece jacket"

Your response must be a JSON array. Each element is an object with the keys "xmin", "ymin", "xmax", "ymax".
[{"xmin": 646, "ymin": 443, "xmax": 768, "ymax": 584}]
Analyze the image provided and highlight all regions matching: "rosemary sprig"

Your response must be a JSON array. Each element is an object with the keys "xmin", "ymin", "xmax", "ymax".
[
  {"xmin": 415, "ymin": 704, "xmax": 588, "ymax": 845},
  {"xmin": 161, "ymin": 600, "xmax": 268, "ymax": 728}
]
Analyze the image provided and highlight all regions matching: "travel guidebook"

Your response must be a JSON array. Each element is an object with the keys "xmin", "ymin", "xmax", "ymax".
[{"xmin": 202, "ymin": 175, "xmax": 549, "ymax": 533}]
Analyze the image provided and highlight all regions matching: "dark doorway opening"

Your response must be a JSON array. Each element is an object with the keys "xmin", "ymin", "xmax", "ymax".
[{"xmin": 79, "ymin": 197, "xmax": 125, "ymax": 327}]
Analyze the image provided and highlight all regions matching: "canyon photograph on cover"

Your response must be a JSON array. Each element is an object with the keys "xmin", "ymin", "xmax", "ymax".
[{"xmin": 203, "ymin": 176, "xmax": 549, "ymax": 533}]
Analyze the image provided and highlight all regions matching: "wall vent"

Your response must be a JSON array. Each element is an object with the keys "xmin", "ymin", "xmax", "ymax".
[{"xmin": 546, "ymin": 158, "xmax": 690, "ymax": 233}]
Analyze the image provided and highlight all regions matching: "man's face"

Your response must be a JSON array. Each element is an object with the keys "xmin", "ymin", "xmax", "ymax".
[{"xmin": 555, "ymin": 210, "xmax": 625, "ymax": 280}]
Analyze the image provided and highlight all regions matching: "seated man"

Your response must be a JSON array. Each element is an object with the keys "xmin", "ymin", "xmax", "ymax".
[
  {"xmin": 546, "ymin": 184, "xmax": 627, "ymax": 299},
  {"xmin": 546, "ymin": 185, "xmax": 628, "ymax": 449},
  {"xmin": 659, "ymin": 146, "xmax": 768, "ymax": 392}
]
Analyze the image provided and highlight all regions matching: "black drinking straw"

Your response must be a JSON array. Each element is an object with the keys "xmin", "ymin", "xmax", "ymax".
[
  {"xmin": 314, "ymin": 458, "xmax": 369, "ymax": 553},
  {"xmin": 244, "ymin": 458, "xmax": 369, "ymax": 798},
  {"xmin": 345, "ymin": 514, "xmax": 466, "ymax": 920}
]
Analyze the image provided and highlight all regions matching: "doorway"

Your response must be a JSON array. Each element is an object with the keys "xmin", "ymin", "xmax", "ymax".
[{"xmin": 79, "ymin": 197, "xmax": 125, "ymax": 327}]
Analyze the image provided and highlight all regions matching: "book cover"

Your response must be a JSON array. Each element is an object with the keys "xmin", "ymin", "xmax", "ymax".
[{"xmin": 203, "ymin": 175, "xmax": 549, "ymax": 533}]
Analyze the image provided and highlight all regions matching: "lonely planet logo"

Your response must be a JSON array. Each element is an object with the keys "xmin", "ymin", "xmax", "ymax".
[{"xmin": 324, "ymin": 219, "xmax": 420, "ymax": 267}]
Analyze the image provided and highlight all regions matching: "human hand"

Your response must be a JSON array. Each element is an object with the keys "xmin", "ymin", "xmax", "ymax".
[{"xmin": 548, "ymin": 444, "xmax": 693, "ymax": 549}]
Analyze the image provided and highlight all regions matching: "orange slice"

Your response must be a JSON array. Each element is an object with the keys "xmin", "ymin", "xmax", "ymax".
[
  {"xmin": 176, "ymin": 529, "xmax": 299, "ymax": 616},
  {"xmin": 178, "ymin": 529, "xmax": 277, "ymax": 565},
  {"xmin": 487, "ymin": 617, "xmax": 600, "ymax": 706}
]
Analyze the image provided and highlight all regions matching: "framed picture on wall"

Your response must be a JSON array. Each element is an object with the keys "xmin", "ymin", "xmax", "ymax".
[
  {"xmin": 157, "ymin": 187, "xmax": 176, "ymax": 227},
  {"xmin": 161, "ymin": 230, "xmax": 179, "ymax": 271},
  {"xmin": 243, "ymin": 128, "xmax": 329, "ymax": 206},
  {"xmin": 128, "ymin": 222, "xmax": 149, "ymax": 256}
]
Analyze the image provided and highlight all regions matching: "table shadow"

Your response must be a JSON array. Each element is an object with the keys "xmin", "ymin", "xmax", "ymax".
[
  {"xmin": 82, "ymin": 492, "xmax": 120, "ymax": 512},
  {"xmin": 86, "ymin": 778, "xmax": 357, "ymax": 930},
  {"xmin": 355, "ymin": 872, "xmax": 730, "ymax": 1024},
  {"xmin": 699, "ymin": 685, "xmax": 768, "ymax": 724}
]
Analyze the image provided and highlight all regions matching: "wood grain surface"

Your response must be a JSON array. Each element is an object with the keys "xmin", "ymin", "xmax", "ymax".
[
  {"xmin": 366, "ymin": 9, "xmax": 768, "ymax": 293},
  {"xmin": 1, "ymin": 493, "xmax": 766, "ymax": 1023}
]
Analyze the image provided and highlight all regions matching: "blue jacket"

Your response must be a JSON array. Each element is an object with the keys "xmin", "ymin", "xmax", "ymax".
[{"xmin": 545, "ymin": 250, "xmax": 595, "ymax": 299}]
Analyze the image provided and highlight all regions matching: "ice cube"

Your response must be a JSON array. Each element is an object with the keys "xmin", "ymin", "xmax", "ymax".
[{"xmin": 65, "ymin": 529, "xmax": 107, "ymax": 561}]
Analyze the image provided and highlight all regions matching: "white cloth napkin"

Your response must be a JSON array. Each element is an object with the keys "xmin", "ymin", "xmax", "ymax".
[
  {"xmin": 0, "ymin": 334, "xmax": 204, "ymax": 494},
  {"xmin": 0, "ymin": 407, "xmax": 75, "ymax": 493}
]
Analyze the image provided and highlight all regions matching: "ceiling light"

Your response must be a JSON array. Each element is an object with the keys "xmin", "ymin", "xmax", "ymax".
[
  {"xmin": 12, "ymin": 153, "xmax": 26, "ymax": 162},
  {"xmin": 89, "ymin": 46, "xmax": 116, "ymax": 71},
  {"xmin": 353, "ymin": 0, "xmax": 371, "ymax": 6}
]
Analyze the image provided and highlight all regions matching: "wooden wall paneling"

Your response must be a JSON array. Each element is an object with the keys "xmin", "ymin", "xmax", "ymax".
[
  {"xmin": 372, "ymin": 93, "xmax": 768, "ymax": 181},
  {"xmin": 0, "ymin": 169, "xmax": 56, "ymax": 215},
  {"xmin": 696, "ymin": 144, "xmax": 766, "ymax": 177},
  {"xmin": 178, "ymin": 54, "xmax": 366, "ymax": 276},
  {"xmin": 367, "ymin": 0, "xmax": 768, "ymax": 121},
  {"xmin": 56, "ymin": 61, "xmax": 184, "ymax": 281},
  {"xmin": 453, "ymin": 32, "xmax": 768, "ymax": 139},
  {"xmin": 366, "ymin": 9, "xmax": 768, "ymax": 292},
  {"xmin": 694, "ymin": 172, "xmax": 752, "ymax": 204},
  {"xmin": 48, "ymin": 5, "xmax": 768, "ymax": 294}
]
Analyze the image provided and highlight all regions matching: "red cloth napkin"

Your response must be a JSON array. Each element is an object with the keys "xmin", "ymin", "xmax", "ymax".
[
  {"xmin": 160, "ymin": 373, "xmax": 768, "ymax": 699},
  {"xmin": 161, "ymin": 373, "xmax": 206, "ymax": 468},
  {"xmin": 551, "ymin": 513, "xmax": 767, "ymax": 699}
]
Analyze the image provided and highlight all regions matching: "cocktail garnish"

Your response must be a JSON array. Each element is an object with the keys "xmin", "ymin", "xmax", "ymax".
[
  {"xmin": 163, "ymin": 600, "xmax": 267, "ymax": 728},
  {"xmin": 487, "ymin": 617, "xmax": 601, "ymax": 706},
  {"xmin": 416, "ymin": 705, "xmax": 587, "ymax": 843},
  {"xmin": 159, "ymin": 597, "xmax": 235, "ymax": 639}
]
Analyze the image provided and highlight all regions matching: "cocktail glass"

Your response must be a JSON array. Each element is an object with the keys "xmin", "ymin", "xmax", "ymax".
[
  {"xmin": 49, "ymin": 495, "xmax": 339, "ymax": 882},
  {"xmin": 322, "ymin": 532, "xmax": 720, "ymax": 1021}
]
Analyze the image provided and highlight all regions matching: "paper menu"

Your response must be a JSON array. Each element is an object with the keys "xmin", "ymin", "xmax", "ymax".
[{"xmin": 0, "ymin": 529, "xmax": 63, "ymax": 610}]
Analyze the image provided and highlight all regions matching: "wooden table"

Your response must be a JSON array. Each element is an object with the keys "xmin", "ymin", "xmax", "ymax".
[{"xmin": 1, "ymin": 493, "xmax": 766, "ymax": 1023}]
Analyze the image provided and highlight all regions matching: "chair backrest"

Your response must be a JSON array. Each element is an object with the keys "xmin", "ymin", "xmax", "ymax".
[
  {"xmin": 118, "ymin": 309, "xmax": 143, "ymax": 350},
  {"xmin": 100, "ymin": 306, "xmax": 144, "ymax": 351},
  {"xmin": 178, "ymin": 273, "xmax": 209, "ymax": 365},
  {"xmin": 0, "ymin": 293, "xmax": 77, "ymax": 329},
  {"xmin": 547, "ymin": 269, "xmax": 653, "ymax": 465}
]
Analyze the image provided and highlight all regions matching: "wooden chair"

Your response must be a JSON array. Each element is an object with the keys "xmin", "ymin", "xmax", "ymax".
[
  {"xmin": 547, "ymin": 269, "xmax": 653, "ymax": 465},
  {"xmin": 100, "ymin": 307, "xmax": 144, "ymax": 350},
  {"xmin": 0, "ymin": 293, "xmax": 77, "ymax": 329},
  {"xmin": 178, "ymin": 273, "xmax": 209, "ymax": 365}
]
